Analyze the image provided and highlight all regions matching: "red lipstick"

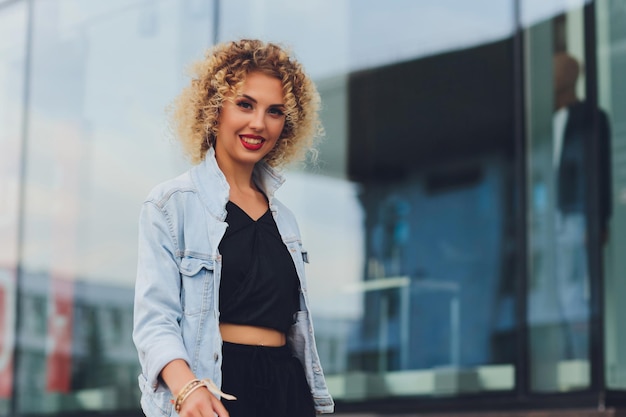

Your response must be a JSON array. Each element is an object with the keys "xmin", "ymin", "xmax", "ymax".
[{"xmin": 240, "ymin": 134, "xmax": 265, "ymax": 151}]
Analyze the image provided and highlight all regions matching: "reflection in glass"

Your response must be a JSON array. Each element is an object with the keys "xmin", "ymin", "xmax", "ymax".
[
  {"xmin": 221, "ymin": 0, "xmax": 518, "ymax": 400},
  {"xmin": 2, "ymin": 0, "xmax": 528, "ymax": 409},
  {"xmin": 597, "ymin": 0, "xmax": 626, "ymax": 390},
  {"xmin": 0, "ymin": 2, "xmax": 28, "ymax": 414},
  {"xmin": 327, "ymin": 39, "xmax": 517, "ymax": 398},
  {"xmin": 525, "ymin": 4, "xmax": 612, "ymax": 392},
  {"xmin": 14, "ymin": 0, "xmax": 213, "ymax": 413}
]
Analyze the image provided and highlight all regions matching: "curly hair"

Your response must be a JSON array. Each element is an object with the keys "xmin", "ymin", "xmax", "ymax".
[{"xmin": 170, "ymin": 39, "xmax": 323, "ymax": 167}]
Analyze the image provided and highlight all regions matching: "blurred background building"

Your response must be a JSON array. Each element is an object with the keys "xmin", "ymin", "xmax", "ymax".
[{"xmin": 1, "ymin": 0, "xmax": 625, "ymax": 416}]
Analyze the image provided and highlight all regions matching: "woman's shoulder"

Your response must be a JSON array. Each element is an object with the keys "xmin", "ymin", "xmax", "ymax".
[{"xmin": 144, "ymin": 170, "xmax": 197, "ymax": 208}]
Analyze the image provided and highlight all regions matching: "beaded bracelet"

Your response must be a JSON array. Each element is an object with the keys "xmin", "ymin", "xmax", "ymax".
[{"xmin": 172, "ymin": 378, "xmax": 237, "ymax": 413}]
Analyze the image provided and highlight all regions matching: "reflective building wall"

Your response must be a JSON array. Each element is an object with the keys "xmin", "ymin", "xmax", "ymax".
[{"xmin": 0, "ymin": 0, "xmax": 625, "ymax": 416}]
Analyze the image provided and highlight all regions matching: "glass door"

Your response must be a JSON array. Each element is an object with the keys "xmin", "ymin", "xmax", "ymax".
[
  {"xmin": 597, "ymin": 0, "xmax": 626, "ymax": 391},
  {"xmin": 522, "ymin": 1, "xmax": 602, "ymax": 392}
]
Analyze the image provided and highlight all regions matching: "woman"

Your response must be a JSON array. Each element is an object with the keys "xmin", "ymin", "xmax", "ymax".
[{"xmin": 133, "ymin": 39, "xmax": 334, "ymax": 417}]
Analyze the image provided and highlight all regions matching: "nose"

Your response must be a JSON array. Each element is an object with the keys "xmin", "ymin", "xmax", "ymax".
[{"xmin": 248, "ymin": 110, "xmax": 265, "ymax": 132}]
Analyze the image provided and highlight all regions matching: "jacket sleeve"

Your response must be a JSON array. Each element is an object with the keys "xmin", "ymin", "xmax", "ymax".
[{"xmin": 133, "ymin": 200, "xmax": 190, "ymax": 391}]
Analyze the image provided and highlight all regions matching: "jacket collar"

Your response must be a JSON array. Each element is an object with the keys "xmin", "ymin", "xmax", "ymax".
[{"xmin": 189, "ymin": 147, "xmax": 286, "ymax": 220}]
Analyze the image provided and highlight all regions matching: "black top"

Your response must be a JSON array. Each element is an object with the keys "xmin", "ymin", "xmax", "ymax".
[
  {"xmin": 218, "ymin": 201, "xmax": 300, "ymax": 334},
  {"xmin": 557, "ymin": 101, "xmax": 612, "ymax": 229}
]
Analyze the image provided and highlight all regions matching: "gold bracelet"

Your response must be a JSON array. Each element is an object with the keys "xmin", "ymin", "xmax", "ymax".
[
  {"xmin": 178, "ymin": 382, "xmax": 207, "ymax": 410},
  {"xmin": 172, "ymin": 378, "xmax": 237, "ymax": 413},
  {"xmin": 173, "ymin": 378, "xmax": 201, "ymax": 413}
]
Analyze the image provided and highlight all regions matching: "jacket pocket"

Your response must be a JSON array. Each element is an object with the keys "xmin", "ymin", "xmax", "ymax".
[{"xmin": 179, "ymin": 256, "xmax": 215, "ymax": 316}]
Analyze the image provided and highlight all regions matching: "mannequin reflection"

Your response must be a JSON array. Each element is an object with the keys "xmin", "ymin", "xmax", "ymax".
[{"xmin": 552, "ymin": 52, "xmax": 611, "ymax": 360}]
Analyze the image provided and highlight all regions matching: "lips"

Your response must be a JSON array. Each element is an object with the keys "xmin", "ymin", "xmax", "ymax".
[{"xmin": 239, "ymin": 134, "xmax": 265, "ymax": 151}]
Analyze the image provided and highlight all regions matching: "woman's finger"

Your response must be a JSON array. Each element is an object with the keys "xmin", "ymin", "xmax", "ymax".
[
  {"xmin": 179, "ymin": 388, "xmax": 224, "ymax": 417},
  {"xmin": 209, "ymin": 393, "xmax": 230, "ymax": 417}
]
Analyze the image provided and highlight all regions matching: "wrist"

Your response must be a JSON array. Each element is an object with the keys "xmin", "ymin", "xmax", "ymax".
[
  {"xmin": 171, "ymin": 378, "xmax": 237, "ymax": 413},
  {"xmin": 172, "ymin": 378, "xmax": 203, "ymax": 413}
]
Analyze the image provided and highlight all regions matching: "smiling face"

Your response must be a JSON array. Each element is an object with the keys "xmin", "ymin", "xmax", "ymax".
[{"xmin": 214, "ymin": 71, "xmax": 286, "ymax": 171}]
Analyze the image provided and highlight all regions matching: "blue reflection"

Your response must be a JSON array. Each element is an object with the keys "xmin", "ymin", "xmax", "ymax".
[
  {"xmin": 533, "ymin": 182, "xmax": 547, "ymax": 211},
  {"xmin": 348, "ymin": 158, "xmax": 513, "ymax": 372}
]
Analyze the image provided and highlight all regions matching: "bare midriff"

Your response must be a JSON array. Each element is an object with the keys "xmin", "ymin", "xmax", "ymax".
[{"xmin": 219, "ymin": 323, "xmax": 286, "ymax": 347}]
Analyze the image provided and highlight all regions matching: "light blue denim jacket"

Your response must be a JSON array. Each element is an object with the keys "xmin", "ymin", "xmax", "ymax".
[{"xmin": 133, "ymin": 148, "xmax": 334, "ymax": 416}]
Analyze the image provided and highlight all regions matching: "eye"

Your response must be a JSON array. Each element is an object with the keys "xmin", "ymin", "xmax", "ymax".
[
  {"xmin": 236, "ymin": 100, "xmax": 253, "ymax": 110},
  {"xmin": 268, "ymin": 107, "xmax": 285, "ymax": 117}
]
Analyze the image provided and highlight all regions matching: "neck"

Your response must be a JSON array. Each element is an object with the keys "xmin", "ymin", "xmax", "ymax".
[{"xmin": 215, "ymin": 156, "xmax": 257, "ymax": 195}]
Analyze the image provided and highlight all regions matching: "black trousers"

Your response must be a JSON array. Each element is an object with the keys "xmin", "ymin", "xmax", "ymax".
[{"xmin": 220, "ymin": 342, "xmax": 316, "ymax": 417}]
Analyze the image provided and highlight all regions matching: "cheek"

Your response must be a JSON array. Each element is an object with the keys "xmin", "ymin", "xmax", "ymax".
[
  {"xmin": 276, "ymin": 119, "xmax": 287, "ymax": 137},
  {"xmin": 267, "ymin": 119, "xmax": 286, "ymax": 139},
  {"xmin": 278, "ymin": 121, "xmax": 291, "ymax": 139}
]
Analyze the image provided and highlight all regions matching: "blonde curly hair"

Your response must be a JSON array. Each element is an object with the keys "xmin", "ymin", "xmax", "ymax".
[{"xmin": 170, "ymin": 39, "xmax": 323, "ymax": 167}]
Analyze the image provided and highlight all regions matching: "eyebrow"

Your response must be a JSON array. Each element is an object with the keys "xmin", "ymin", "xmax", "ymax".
[{"xmin": 240, "ymin": 94, "xmax": 285, "ymax": 108}]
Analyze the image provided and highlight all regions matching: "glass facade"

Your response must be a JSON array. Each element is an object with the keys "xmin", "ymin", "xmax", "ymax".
[
  {"xmin": 523, "ymin": 1, "xmax": 593, "ymax": 392},
  {"xmin": 0, "ymin": 2, "xmax": 27, "ymax": 415},
  {"xmin": 9, "ymin": 1, "xmax": 215, "ymax": 414},
  {"xmin": 0, "ymin": 0, "xmax": 624, "ymax": 416},
  {"xmin": 597, "ymin": 0, "xmax": 626, "ymax": 391}
]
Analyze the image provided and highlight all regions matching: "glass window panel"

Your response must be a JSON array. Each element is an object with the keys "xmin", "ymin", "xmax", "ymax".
[
  {"xmin": 520, "ymin": 0, "xmax": 588, "ymax": 27},
  {"xmin": 219, "ymin": 0, "xmax": 351, "ymax": 79},
  {"xmin": 523, "ymin": 2, "xmax": 601, "ymax": 392},
  {"xmin": 15, "ymin": 0, "xmax": 214, "ymax": 414},
  {"xmin": 219, "ymin": 0, "xmax": 516, "ymax": 77},
  {"xmin": 348, "ymin": 0, "xmax": 514, "ymax": 71},
  {"xmin": 222, "ymin": 0, "xmax": 517, "ymax": 400},
  {"xmin": 597, "ymin": 0, "xmax": 626, "ymax": 391},
  {"xmin": 7, "ymin": 0, "xmax": 524, "ymax": 411},
  {"xmin": 0, "ymin": 1, "xmax": 28, "ymax": 414}
]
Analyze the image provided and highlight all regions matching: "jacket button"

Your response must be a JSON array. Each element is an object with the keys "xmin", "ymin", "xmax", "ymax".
[{"xmin": 214, "ymin": 352, "xmax": 219, "ymax": 362}]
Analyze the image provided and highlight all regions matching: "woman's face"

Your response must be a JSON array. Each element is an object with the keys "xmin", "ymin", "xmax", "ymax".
[{"xmin": 215, "ymin": 71, "xmax": 286, "ymax": 170}]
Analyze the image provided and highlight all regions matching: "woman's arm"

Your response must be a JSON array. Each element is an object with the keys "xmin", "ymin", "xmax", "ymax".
[
  {"xmin": 133, "ymin": 201, "xmax": 190, "ymax": 388},
  {"xmin": 161, "ymin": 359, "xmax": 229, "ymax": 417},
  {"xmin": 134, "ymin": 200, "xmax": 230, "ymax": 416}
]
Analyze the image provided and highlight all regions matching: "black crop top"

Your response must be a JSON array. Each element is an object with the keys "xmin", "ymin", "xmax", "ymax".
[{"xmin": 218, "ymin": 201, "xmax": 300, "ymax": 334}]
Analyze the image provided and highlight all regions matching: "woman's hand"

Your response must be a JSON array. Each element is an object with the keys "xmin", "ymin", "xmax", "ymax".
[
  {"xmin": 161, "ymin": 359, "xmax": 230, "ymax": 417},
  {"xmin": 178, "ymin": 387, "xmax": 229, "ymax": 417}
]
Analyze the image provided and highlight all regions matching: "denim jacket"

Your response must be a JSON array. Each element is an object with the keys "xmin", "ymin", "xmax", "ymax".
[{"xmin": 133, "ymin": 148, "xmax": 334, "ymax": 416}]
